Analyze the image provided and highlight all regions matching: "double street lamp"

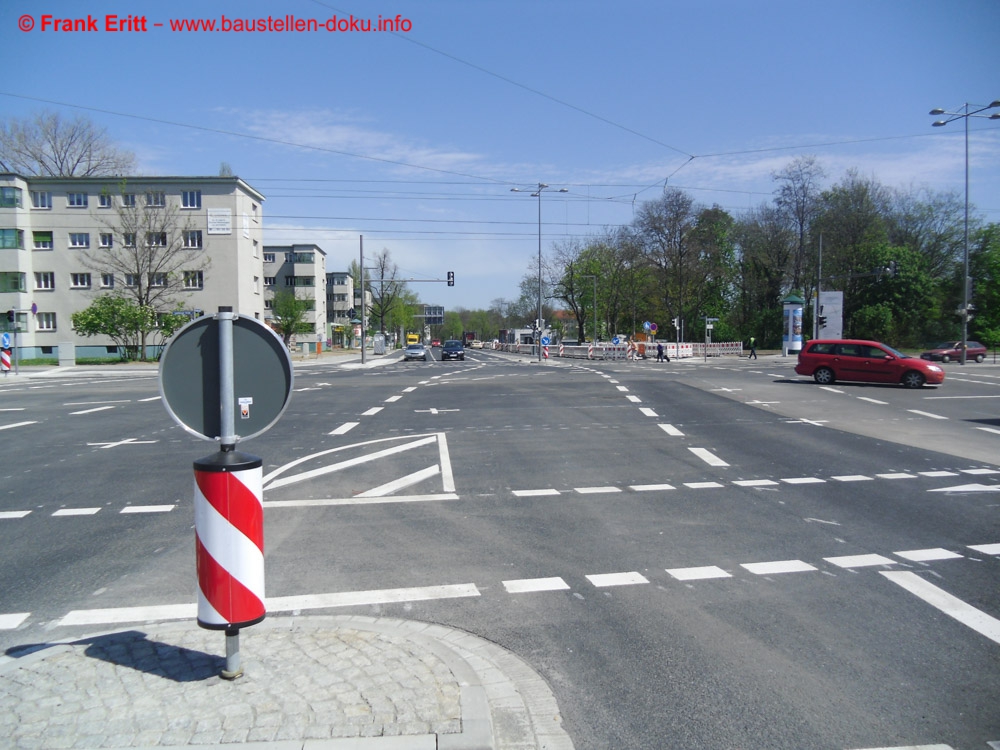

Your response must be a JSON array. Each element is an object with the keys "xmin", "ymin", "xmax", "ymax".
[
  {"xmin": 512, "ymin": 183, "xmax": 567, "ymax": 361},
  {"xmin": 929, "ymin": 99, "xmax": 1000, "ymax": 364}
]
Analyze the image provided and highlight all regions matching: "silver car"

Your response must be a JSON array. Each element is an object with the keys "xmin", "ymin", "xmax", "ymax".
[{"xmin": 402, "ymin": 343, "xmax": 428, "ymax": 361}]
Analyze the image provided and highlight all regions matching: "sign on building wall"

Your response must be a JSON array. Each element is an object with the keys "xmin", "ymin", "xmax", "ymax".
[{"xmin": 207, "ymin": 208, "xmax": 233, "ymax": 235}]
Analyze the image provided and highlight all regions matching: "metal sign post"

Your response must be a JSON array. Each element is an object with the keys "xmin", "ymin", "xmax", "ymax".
[{"xmin": 160, "ymin": 307, "xmax": 293, "ymax": 679}]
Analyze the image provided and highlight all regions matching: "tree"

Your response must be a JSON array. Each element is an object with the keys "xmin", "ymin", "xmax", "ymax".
[
  {"xmin": 0, "ymin": 110, "xmax": 135, "ymax": 177},
  {"xmin": 82, "ymin": 180, "xmax": 208, "ymax": 359},
  {"xmin": 772, "ymin": 156, "xmax": 825, "ymax": 293},
  {"xmin": 270, "ymin": 289, "xmax": 313, "ymax": 346},
  {"xmin": 70, "ymin": 295, "xmax": 186, "ymax": 360},
  {"xmin": 366, "ymin": 249, "xmax": 410, "ymax": 335}
]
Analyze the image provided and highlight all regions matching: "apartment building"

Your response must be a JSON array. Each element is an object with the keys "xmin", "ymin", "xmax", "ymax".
[
  {"xmin": 0, "ymin": 173, "xmax": 266, "ymax": 358},
  {"xmin": 263, "ymin": 244, "xmax": 327, "ymax": 350}
]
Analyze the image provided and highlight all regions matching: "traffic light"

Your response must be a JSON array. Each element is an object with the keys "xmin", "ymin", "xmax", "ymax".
[
  {"xmin": 818, "ymin": 315, "xmax": 827, "ymax": 328},
  {"xmin": 447, "ymin": 271, "xmax": 455, "ymax": 287},
  {"xmin": 6, "ymin": 309, "xmax": 13, "ymax": 323}
]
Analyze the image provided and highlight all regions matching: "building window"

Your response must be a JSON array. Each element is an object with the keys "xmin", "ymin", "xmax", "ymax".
[
  {"xmin": 36, "ymin": 312, "xmax": 56, "ymax": 331},
  {"xmin": 31, "ymin": 191, "xmax": 51, "ymax": 209},
  {"xmin": 252, "ymin": 203, "xmax": 259, "ymax": 223},
  {"xmin": 145, "ymin": 191, "xmax": 166, "ymax": 208},
  {"xmin": 33, "ymin": 231, "xmax": 54, "ymax": 250},
  {"xmin": 149, "ymin": 273, "xmax": 168, "ymax": 287},
  {"xmin": 254, "ymin": 275, "xmax": 260, "ymax": 294},
  {"xmin": 122, "ymin": 193, "xmax": 136, "ymax": 208},
  {"xmin": 264, "ymin": 299, "xmax": 273, "ymax": 310},
  {"xmin": 67, "ymin": 192, "xmax": 88, "ymax": 208},
  {"xmin": 284, "ymin": 276, "xmax": 296, "ymax": 286},
  {"xmin": 295, "ymin": 276, "xmax": 315, "ymax": 287},
  {"xmin": 98, "ymin": 193, "xmax": 113, "ymax": 208},
  {"xmin": 123, "ymin": 233, "xmax": 136, "ymax": 247},
  {"xmin": 147, "ymin": 232, "xmax": 167, "ymax": 247},
  {"xmin": 183, "ymin": 230, "xmax": 203, "ymax": 248},
  {"xmin": 101, "ymin": 273, "xmax": 114, "ymax": 289},
  {"xmin": 263, "ymin": 253, "xmax": 275, "ymax": 263},
  {"xmin": 99, "ymin": 233, "xmax": 113, "ymax": 248},
  {"xmin": 0, "ymin": 228, "xmax": 24, "ymax": 249},
  {"xmin": 35, "ymin": 271, "xmax": 56, "ymax": 290},
  {"xmin": 264, "ymin": 277, "xmax": 275, "ymax": 287},
  {"xmin": 181, "ymin": 190, "xmax": 202, "ymax": 209},
  {"xmin": 69, "ymin": 232, "xmax": 90, "ymax": 249},
  {"xmin": 70, "ymin": 273, "xmax": 92, "ymax": 289},
  {"xmin": 253, "ymin": 240, "xmax": 259, "ymax": 258},
  {"xmin": 183, "ymin": 271, "xmax": 204, "ymax": 289},
  {"xmin": 285, "ymin": 252, "xmax": 295, "ymax": 263},
  {"xmin": 124, "ymin": 274, "xmax": 139, "ymax": 288},
  {"xmin": 0, "ymin": 272, "xmax": 26, "ymax": 292},
  {"xmin": 0, "ymin": 187, "xmax": 23, "ymax": 208}
]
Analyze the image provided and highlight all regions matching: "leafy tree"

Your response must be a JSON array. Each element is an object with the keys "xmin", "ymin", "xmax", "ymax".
[
  {"xmin": 71, "ymin": 295, "xmax": 155, "ymax": 360},
  {"xmin": 270, "ymin": 289, "xmax": 313, "ymax": 346},
  {"xmin": 0, "ymin": 110, "xmax": 135, "ymax": 176},
  {"xmin": 970, "ymin": 223, "xmax": 1000, "ymax": 346}
]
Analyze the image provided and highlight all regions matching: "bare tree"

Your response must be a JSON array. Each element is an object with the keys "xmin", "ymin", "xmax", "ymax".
[
  {"xmin": 367, "ymin": 248, "xmax": 408, "ymax": 335},
  {"xmin": 82, "ymin": 181, "xmax": 208, "ymax": 358},
  {"xmin": 0, "ymin": 111, "xmax": 135, "ymax": 177},
  {"xmin": 772, "ymin": 155, "xmax": 825, "ymax": 292}
]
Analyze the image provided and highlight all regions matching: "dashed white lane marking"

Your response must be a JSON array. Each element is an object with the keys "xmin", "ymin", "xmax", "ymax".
[
  {"xmin": 894, "ymin": 548, "xmax": 963, "ymax": 562},
  {"xmin": 52, "ymin": 508, "xmax": 101, "ymax": 517},
  {"xmin": 137, "ymin": 396, "xmax": 161, "ymax": 402},
  {"xmin": 586, "ymin": 572, "xmax": 649, "ymax": 587},
  {"xmin": 120, "ymin": 505, "xmax": 175, "ymax": 514},
  {"xmin": 832, "ymin": 475, "xmax": 874, "ymax": 482},
  {"xmin": 361, "ymin": 407, "xmax": 383, "ymax": 416},
  {"xmin": 849, "ymin": 744, "xmax": 954, "ymax": 750},
  {"xmin": 616, "ymin": 385, "xmax": 629, "ymax": 392},
  {"xmin": 977, "ymin": 426, "xmax": 1000, "ymax": 435},
  {"xmin": 742, "ymin": 560, "xmax": 817, "ymax": 575},
  {"xmin": 963, "ymin": 467, "xmax": 1000, "ymax": 475},
  {"xmin": 733, "ymin": 479, "xmax": 779, "ymax": 487},
  {"xmin": 70, "ymin": 406, "xmax": 116, "ymax": 415},
  {"xmin": 403, "ymin": 387, "xmax": 418, "ymax": 392},
  {"xmin": 0, "ymin": 421, "xmax": 38, "ymax": 431},
  {"xmin": 877, "ymin": 472, "xmax": 917, "ymax": 480},
  {"xmin": 857, "ymin": 397, "xmax": 889, "ymax": 405},
  {"xmin": 503, "ymin": 577, "xmax": 570, "ymax": 594},
  {"xmin": 688, "ymin": 447, "xmax": 728, "ymax": 467},
  {"xmin": 512, "ymin": 488, "xmax": 560, "ymax": 497},
  {"xmin": 825, "ymin": 554, "xmax": 897, "ymax": 568},
  {"xmin": 667, "ymin": 566, "xmax": 731, "ymax": 581},
  {"xmin": 639, "ymin": 407, "xmax": 658, "ymax": 417},
  {"xmin": 625, "ymin": 395, "xmax": 642, "ymax": 403},
  {"xmin": 0, "ymin": 511, "xmax": 31, "ymax": 519},
  {"xmin": 574, "ymin": 486, "xmax": 621, "ymax": 495},
  {"xmin": 908, "ymin": 409, "xmax": 947, "ymax": 420},
  {"xmin": 658, "ymin": 423, "xmax": 684, "ymax": 436},
  {"xmin": 919, "ymin": 471, "xmax": 958, "ymax": 477},
  {"xmin": 329, "ymin": 422, "xmax": 359, "ymax": 435},
  {"xmin": 820, "ymin": 386, "xmax": 845, "ymax": 394},
  {"xmin": 630, "ymin": 483, "xmax": 675, "ymax": 492},
  {"xmin": 969, "ymin": 543, "xmax": 1000, "ymax": 555},
  {"xmin": 881, "ymin": 571, "xmax": 1000, "ymax": 646},
  {"xmin": 684, "ymin": 481, "xmax": 725, "ymax": 489},
  {"xmin": 0, "ymin": 613, "xmax": 30, "ymax": 629},
  {"xmin": 384, "ymin": 395, "xmax": 403, "ymax": 403},
  {"xmin": 781, "ymin": 477, "xmax": 825, "ymax": 485}
]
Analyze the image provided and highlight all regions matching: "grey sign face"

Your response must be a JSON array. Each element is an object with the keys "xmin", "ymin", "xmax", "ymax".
[{"xmin": 159, "ymin": 315, "xmax": 293, "ymax": 442}]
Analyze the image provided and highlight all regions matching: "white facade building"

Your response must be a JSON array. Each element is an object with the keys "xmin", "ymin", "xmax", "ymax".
[
  {"xmin": 263, "ymin": 244, "xmax": 327, "ymax": 350},
  {"xmin": 0, "ymin": 173, "xmax": 266, "ymax": 358}
]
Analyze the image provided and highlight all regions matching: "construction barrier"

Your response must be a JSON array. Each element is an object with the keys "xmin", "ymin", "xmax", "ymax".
[{"xmin": 497, "ymin": 341, "xmax": 738, "ymax": 360}]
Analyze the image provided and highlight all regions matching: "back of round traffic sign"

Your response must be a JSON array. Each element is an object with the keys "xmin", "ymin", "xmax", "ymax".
[{"xmin": 159, "ymin": 314, "xmax": 293, "ymax": 442}]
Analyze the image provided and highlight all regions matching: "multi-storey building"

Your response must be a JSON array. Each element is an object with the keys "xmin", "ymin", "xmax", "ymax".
[
  {"xmin": 263, "ymin": 244, "xmax": 327, "ymax": 351},
  {"xmin": 0, "ymin": 173, "xmax": 266, "ymax": 358},
  {"xmin": 326, "ymin": 271, "xmax": 355, "ymax": 346}
]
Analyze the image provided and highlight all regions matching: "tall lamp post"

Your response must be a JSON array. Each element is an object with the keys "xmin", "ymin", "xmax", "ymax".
[
  {"xmin": 929, "ymin": 99, "xmax": 1000, "ymax": 365},
  {"xmin": 581, "ymin": 274, "xmax": 598, "ymax": 343},
  {"xmin": 512, "ymin": 183, "xmax": 567, "ymax": 361}
]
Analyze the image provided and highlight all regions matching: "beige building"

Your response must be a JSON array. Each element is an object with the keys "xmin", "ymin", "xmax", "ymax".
[
  {"xmin": 263, "ymin": 244, "xmax": 327, "ymax": 350},
  {"xmin": 0, "ymin": 173, "xmax": 266, "ymax": 359}
]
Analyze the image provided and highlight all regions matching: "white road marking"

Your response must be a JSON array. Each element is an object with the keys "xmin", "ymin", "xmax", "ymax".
[
  {"xmin": 919, "ymin": 471, "xmax": 958, "ymax": 477},
  {"xmin": 857, "ymin": 397, "xmax": 888, "ymax": 405},
  {"xmin": 733, "ymin": 479, "xmax": 779, "ymax": 487},
  {"xmin": 0, "ymin": 408, "xmax": 25, "ymax": 411},
  {"xmin": 384, "ymin": 395, "xmax": 403, "ymax": 403},
  {"xmin": 848, "ymin": 745, "xmax": 953, "ymax": 750},
  {"xmin": 819, "ymin": 386, "xmax": 845, "ymax": 393},
  {"xmin": 586, "ymin": 572, "xmax": 649, "ymax": 587},
  {"xmin": 574, "ymin": 486, "xmax": 621, "ymax": 495},
  {"xmin": 666, "ymin": 566, "xmax": 731, "ymax": 581},
  {"xmin": 403, "ymin": 387, "xmax": 417, "ymax": 392},
  {"xmin": 831, "ymin": 475, "xmax": 873, "ymax": 482},
  {"xmin": 629, "ymin": 484, "xmax": 675, "ymax": 492},
  {"xmin": 625, "ymin": 395, "xmax": 642, "ymax": 403},
  {"xmin": 437, "ymin": 432, "xmax": 455, "ymax": 493},
  {"xmin": 356, "ymin": 465, "xmax": 440, "ymax": 497},
  {"xmin": 503, "ymin": 577, "xmax": 570, "ymax": 594},
  {"xmin": 876, "ymin": 473, "xmax": 916, "ymax": 480},
  {"xmin": 120, "ymin": 505, "xmax": 175, "ymax": 514},
  {"xmin": 689, "ymin": 447, "xmax": 729, "ymax": 467},
  {"xmin": 52, "ymin": 508, "xmax": 101, "ymax": 517},
  {"xmin": 825, "ymin": 554, "xmax": 897, "ymax": 568},
  {"xmin": 137, "ymin": 396, "xmax": 161, "ymax": 402},
  {"xmin": 361, "ymin": 407, "xmax": 383, "ymax": 416},
  {"xmin": 87, "ymin": 438, "xmax": 158, "ymax": 449},
  {"xmin": 512, "ymin": 489, "xmax": 560, "ymax": 497},
  {"xmin": 881, "ymin": 571, "xmax": 1000, "ymax": 645},
  {"xmin": 969, "ymin": 543, "xmax": 1000, "ymax": 555},
  {"xmin": 907, "ymin": 409, "xmax": 947, "ymax": 420},
  {"xmin": 684, "ymin": 481, "xmax": 725, "ymax": 489},
  {"xmin": 639, "ymin": 407, "xmax": 658, "ymax": 417},
  {"xmin": 70, "ymin": 406, "xmax": 116, "ymax": 415},
  {"xmin": 0, "ymin": 613, "xmax": 30, "ymax": 629},
  {"xmin": 329, "ymin": 422, "xmax": 359, "ymax": 435},
  {"xmin": 741, "ymin": 560, "xmax": 817, "ymax": 575},
  {"xmin": 658, "ymin": 424, "xmax": 684, "ymax": 436},
  {"xmin": 803, "ymin": 517, "xmax": 841, "ymax": 526},
  {"xmin": 894, "ymin": 548, "xmax": 962, "ymax": 562},
  {"xmin": 265, "ymin": 494, "xmax": 459, "ymax": 508},
  {"xmin": 976, "ymin": 427, "xmax": 1000, "ymax": 436},
  {"xmin": 616, "ymin": 385, "xmax": 629, "ymax": 392},
  {"xmin": 929, "ymin": 483, "xmax": 1000, "ymax": 493},
  {"xmin": 780, "ymin": 477, "xmax": 825, "ymax": 485},
  {"xmin": 962, "ymin": 468, "xmax": 1000, "ymax": 475},
  {"xmin": 0, "ymin": 511, "xmax": 31, "ymax": 519},
  {"xmin": 0, "ymin": 421, "xmax": 37, "ymax": 431}
]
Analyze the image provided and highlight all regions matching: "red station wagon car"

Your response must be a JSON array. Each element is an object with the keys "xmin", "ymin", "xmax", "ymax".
[
  {"xmin": 919, "ymin": 340, "xmax": 987, "ymax": 363},
  {"xmin": 795, "ymin": 339, "xmax": 945, "ymax": 388}
]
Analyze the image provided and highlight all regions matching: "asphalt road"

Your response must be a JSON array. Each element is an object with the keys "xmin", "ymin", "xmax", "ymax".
[{"xmin": 1, "ymin": 351, "xmax": 998, "ymax": 749}]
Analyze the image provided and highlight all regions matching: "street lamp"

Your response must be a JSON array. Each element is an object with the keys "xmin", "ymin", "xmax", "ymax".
[
  {"xmin": 929, "ymin": 99, "xmax": 1000, "ymax": 364},
  {"xmin": 581, "ymin": 274, "xmax": 598, "ymax": 343},
  {"xmin": 512, "ymin": 183, "xmax": 567, "ymax": 361}
]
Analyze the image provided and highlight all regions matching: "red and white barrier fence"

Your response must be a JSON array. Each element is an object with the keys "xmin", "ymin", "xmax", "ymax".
[{"xmin": 496, "ymin": 341, "xmax": 741, "ymax": 360}]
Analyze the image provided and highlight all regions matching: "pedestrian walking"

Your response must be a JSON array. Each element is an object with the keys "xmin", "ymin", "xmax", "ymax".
[
  {"xmin": 656, "ymin": 342, "xmax": 664, "ymax": 362},
  {"xmin": 748, "ymin": 335, "xmax": 757, "ymax": 359}
]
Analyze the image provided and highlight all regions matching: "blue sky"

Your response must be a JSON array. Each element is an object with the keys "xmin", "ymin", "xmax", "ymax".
[{"xmin": 4, "ymin": 0, "xmax": 999, "ymax": 311}]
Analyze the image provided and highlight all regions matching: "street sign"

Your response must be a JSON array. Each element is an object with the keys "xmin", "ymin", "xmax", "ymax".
[
  {"xmin": 612, "ymin": 336, "xmax": 621, "ymax": 345},
  {"xmin": 159, "ymin": 313, "xmax": 293, "ymax": 442},
  {"xmin": 650, "ymin": 323, "xmax": 658, "ymax": 333},
  {"xmin": 541, "ymin": 336, "xmax": 550, "ymax": 345},
  {"xmin": 1, "ymin": 333, "xmax": 8, "ymax": 349}
]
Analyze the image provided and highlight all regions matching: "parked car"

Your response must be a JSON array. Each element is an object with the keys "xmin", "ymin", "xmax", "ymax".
[
  {"xmin": 441, "ymin": 340, "xmax": 465, "ymax": 361},
  {"xmin": 794, "ymin": 339, "xmax": 945, "ymax": 388},
  {"xmin": 402, "ymin": 343, "xmax": 428, "ymax": 361},
  {"xmin": 920, "ymin": 340, "xmax": 986, "ymax": 363},
  {"xmin": 431, "ymin": 339, "xmax": 442, "ymax": 348}
]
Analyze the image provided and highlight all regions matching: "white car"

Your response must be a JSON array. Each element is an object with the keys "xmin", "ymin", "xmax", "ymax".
[{"xmin": 402, "ymin": 343, "xmax": 428, "ymax": 361}]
